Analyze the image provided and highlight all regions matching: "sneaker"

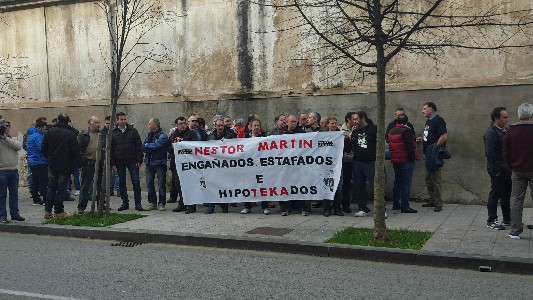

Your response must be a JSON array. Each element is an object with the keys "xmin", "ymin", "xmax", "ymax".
[
  {"xmin": 281, "ymin": 211, "xmax": 289, "ymax": 216},
  {"xmin": 0, "ymin": 218, "xmax": 9, "ymax": 224},
  {"xmin": 44, "ymin": 212, "xmax": 53, "ymax": 219},
  {"xmin": 434, "ymin": 204, "xmax": 443, "ymax": 212},
  {"xmin": 509, "ymin": 234, "xmax": 520, "ymax": 240},
  {"xmin": 487, "ymin": 220, "xmax": 505, "ymax": 230},
  {"xmin": 54, "ymin": 212, "xmax": 73, "ymax": 218},
  {"xmin": 240, "ymin": 208, "xmax": 251, "ymax": 214},
  {"xmin": 33, "ymin": 202, "xmax": 41, "ymax": 206},
  {"xmin": 144, "ymin": 205, "xmax": 156, "ymax": 211},
  {"xmin": 502, "ymin": 220, "xmax": 511, "ymax": 226},
  {"xmin": 263, "ymin": 208, "xmax": 271, "ymax": 215},
  {"xmin": 74, "ymin": 190, "xmax": 80, "ymax": 196},
  {"xmin": 158, "ymin": 206, "xmax": 166, "ymax": 211},
  {"xmin": 323, "ymin": 210, "xmax": 331, "ymax": 217},
  {"xmin": 135, "ymin": 205, "xmax": 145, "ymax": 211},
  {"xmin": 302, "ymin": 210, "xmax": 309, "ymax": 216},
  {"xmin": 354, "ymin": 211, "xmax": 368, "ymax": 217}
]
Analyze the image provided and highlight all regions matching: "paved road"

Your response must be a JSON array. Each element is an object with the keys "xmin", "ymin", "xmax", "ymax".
[{"xmin": 0, "ymin": 233, "xmax": 531, "ymax": 300}]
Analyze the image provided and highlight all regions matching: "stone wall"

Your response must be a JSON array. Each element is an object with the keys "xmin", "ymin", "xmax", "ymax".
[{"xmin": 3, "ymin": 84, "xmax": 533, "ymax": 206}]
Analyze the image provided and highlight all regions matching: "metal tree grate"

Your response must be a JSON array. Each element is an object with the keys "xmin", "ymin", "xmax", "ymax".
[{"xmin": 111, "ymin": 242, "xmax": 143, "ymax": 247}]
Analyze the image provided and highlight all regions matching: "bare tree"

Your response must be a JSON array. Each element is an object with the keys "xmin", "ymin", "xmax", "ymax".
[
  {"xmin": 269, "ymin": 0, "xmax": 533, "ymax": 240},
  {"xmin": 92, "ymin": 0, "xmax": 176, "ymax": 217}
]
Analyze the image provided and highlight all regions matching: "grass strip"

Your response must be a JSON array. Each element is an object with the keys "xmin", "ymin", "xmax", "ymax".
[
  {"xmin": 43, "ymin": 213, "xmax": 146, "ymax": 227},
  {"xmin": 326, "ymin": 227, "xmax": 433, "ymax": 250}
]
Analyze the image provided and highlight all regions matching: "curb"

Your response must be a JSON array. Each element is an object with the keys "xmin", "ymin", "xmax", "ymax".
[{"xmin": 1, "ymin": 223, "xmax": 531, "ymax": 275}]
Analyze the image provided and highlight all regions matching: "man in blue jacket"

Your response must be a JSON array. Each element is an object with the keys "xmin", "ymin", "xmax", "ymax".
[
  {"xmin": 142, "ymin": 118, "xmax": 169, "ymax": 211},
  {"xmin": 26, "ymin": 119, "xmax": 48, "ymax": 206}
]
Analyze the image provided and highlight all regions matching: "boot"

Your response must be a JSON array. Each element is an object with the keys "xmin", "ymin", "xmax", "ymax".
[
  {"xmin": 116, "ymin": 189, "xmax": 121, "ymax": 198},
  {"xmin": 110, "ymin": 190, "xmax": 114, "ymax": 196},
  {"xmin": 172, "ymin": 204, "xmax": 186, "ymax": 212},
  {"xmin": 185, "ymin": 205, "xmax": 196, "ymax": 214}
]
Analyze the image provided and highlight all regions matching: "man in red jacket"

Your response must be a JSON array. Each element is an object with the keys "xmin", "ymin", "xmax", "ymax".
[
  {"xmin": 503, "ymin": 103, "xmax": 533, "ymax": 240},
  {"xmin": 388, "ymin": 114, "xmax": 420, "ymax": 213}
]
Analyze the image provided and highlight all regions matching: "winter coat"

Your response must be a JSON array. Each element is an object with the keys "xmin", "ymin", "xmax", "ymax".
[
  {"xmin": 503, "ymin": 121, "xmax": 533, "ymax": 173},
  {"xmin": 41, "ymin": 123, "xmax": 81, "ymax": 174},
  {"xmin": 208, "ymin": 127, "xmax": 237, "ymax": 140},
  {"xmin": 142, "ymin": 128, "xmax": 169, "ymax": 166},
  {"xmin": 110, "ymin": 124, "xmax": 143, "ymax": 166},
  {"xmin": 26, "ymin": 126, "xmax": 47, "ymax": 166},
  {"xmin": 483, "ymin": 124, "xmax": 509, "ymax": 176},
  {"xmin": 388, "ymin": 124, "xmax": 420, "ymax": 164}
]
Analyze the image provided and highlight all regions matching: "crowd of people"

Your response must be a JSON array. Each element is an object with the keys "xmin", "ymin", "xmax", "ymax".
[{"xmin": 1, "ymin": 101, "xmax": 532, "ymax": 239}]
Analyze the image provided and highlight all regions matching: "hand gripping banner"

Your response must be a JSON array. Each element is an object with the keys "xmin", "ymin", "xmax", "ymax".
[{"xmin": 173, "ymin": 132, "xmax": 344, "ymax": 205}]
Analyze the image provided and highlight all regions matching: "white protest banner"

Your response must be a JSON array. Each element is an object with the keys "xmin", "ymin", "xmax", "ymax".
[{"xmin": 173, "ymin": 132, "xmax": 344, "ymax": 205}]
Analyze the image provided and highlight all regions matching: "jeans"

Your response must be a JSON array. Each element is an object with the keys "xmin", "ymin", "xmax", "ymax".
[
  {"xmin": 29, "ymin": 164, "xmax": 48, "ymax": 203},
  {"xmin": 27, "ymin": 167, "xmax": 32, "ymax": 191},
  {"xmin": 45, "ymin": 168, "xmax": 70, "ymax": 214},
  {"xmin": 117, "ymin": 163, "xmax": 142, "ymax": 205},
  {"xmin": 68, "ymin": 169, "xmax": 81, "ymax": 191},
  {"xmin": 352, "ymin": 161, "xmax": 375, "ymax": 213},
  {"xmin": 487, "ymin": 172, "xmax": 511, "ymax": 222},
  {"xmin": 78, "ymin": 163, "xmax": 103, "ymax": 211},
  {"xmin": 0, "ymin": 170, "xmax": 20, "ymax": 219},
  {"xmin": 207, "ymin": 203, "xmax": 228, "ymax": 211},
  {"xmin": 170, "ymin": 165, "xmax": 183, "ymax": 204},
  {"xmin": 509, "ymin": 171, "xmax": 533, "ymax": 235},
  {"xmin": 424, "ymin": 167, "xmax": 442, "ymax": 205},
  {"xmin": 342, "ymin": 162, "xmax": 353, "ymax": 210},
  {"xmin": 110, "ymin": 169, "xmax": 119, "ymax": 190},
  {"xmin": 392, "ymin": 161, "xmax": 415, "ymax": 209},
  {"xmin": 146, "ymin": 164, "xmax": 166, "ymax": 206}
]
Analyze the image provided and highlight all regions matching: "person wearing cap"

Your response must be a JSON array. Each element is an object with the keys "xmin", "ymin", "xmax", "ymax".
[{"xmin": 142, "ymin": 118, "xmax": 169, "ymax": 211}]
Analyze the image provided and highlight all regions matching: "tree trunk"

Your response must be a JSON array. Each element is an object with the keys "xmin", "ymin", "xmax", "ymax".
[{"xmin": 373, "ymin": 42, "xmax": 388, "ymax": 241}]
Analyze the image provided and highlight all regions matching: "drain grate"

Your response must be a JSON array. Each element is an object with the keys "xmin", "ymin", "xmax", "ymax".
[{"xmin": 111, "ymin": 241, "xmax": 143, "ymax": 247}]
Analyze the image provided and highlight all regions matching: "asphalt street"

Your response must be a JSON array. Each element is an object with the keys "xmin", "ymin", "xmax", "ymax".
[{"xmin": 0, "ymin": 233, "xmax": 531, "ymax": 300}]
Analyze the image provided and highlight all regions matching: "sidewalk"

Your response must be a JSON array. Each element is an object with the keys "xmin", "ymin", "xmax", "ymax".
[{"xmin": 2, "ymin": 189, "xmax": 532, "ymax": 274}]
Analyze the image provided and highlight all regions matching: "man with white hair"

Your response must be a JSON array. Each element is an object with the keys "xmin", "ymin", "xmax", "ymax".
[
  {"xmin": 503, "ymin": 103, "xmax": 533, "ymax": 239},
  {"xmin": 77, "ymin": 116, "xmax": 104, "ymax": 213}
]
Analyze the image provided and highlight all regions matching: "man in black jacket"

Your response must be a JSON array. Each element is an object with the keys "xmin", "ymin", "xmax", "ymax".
[
  {"xmin": 169, "ymin": 117, "xmax": 189, "ymax": 210},
  {"xmin": 41, "ymin": 114, "xmax": 80, "ymax": 219},
  {"xmin": 483, "ymin": 107, "xmax": 511, "ymax": 230},
  {"xmin": 112, "ymin": 112, "xmax": 144, "ymax": 211},
  {"xmin": 351, "ymin": 111, "xmax": 377, "ymax": 217},
  {"xmin": 77, "ymin": 116, "xmax": 104, "ymax": 214}
]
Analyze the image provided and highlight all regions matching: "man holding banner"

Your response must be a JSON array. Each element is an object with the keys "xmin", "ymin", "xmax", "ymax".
[{"xmin": 172, "ymin": 119, "xmax": 344, "ymax": 216}]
